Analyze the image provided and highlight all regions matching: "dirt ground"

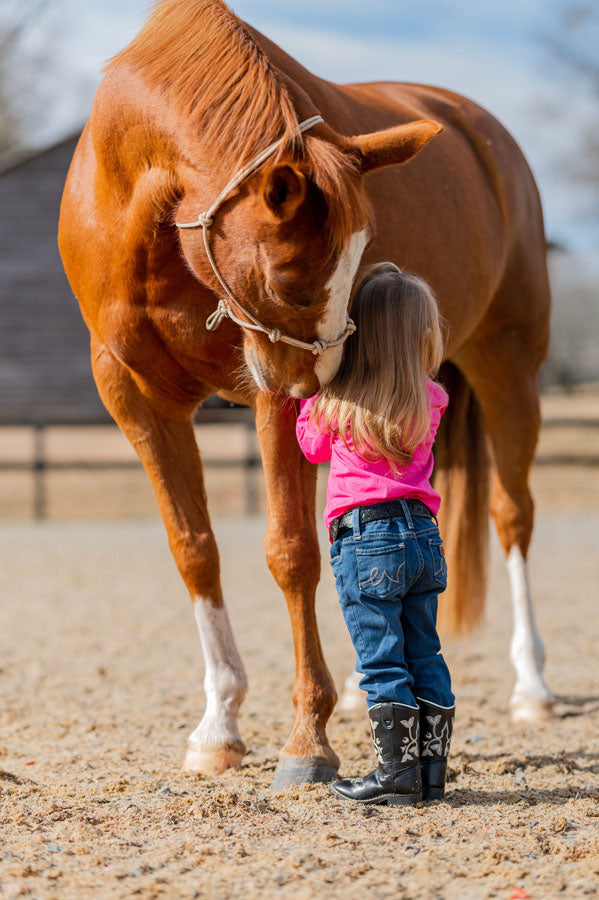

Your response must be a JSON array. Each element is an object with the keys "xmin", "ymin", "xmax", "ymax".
[{"xmin": 1, "ymin": 398, "xmax": 599, "ymax": 899}]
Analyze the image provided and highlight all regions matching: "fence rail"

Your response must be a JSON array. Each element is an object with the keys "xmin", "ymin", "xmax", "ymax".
[
  {"xmin": 534, "ymin": 417, "xmax": 599, "ymax": 467},
  {"xmin": 0, "ymin": 411, "xmax": 261, "ymax": 519},
  {"xmin": 1, "ymin": 414, "xmax": 597, "ymax": 520}
]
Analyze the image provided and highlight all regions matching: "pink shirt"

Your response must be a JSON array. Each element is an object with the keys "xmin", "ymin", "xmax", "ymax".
[{"xmin": 296, "ymin": 380, "xmax": 448, "ymax": 535}]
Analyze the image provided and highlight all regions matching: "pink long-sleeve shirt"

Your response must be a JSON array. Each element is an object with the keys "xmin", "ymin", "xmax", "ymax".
[{"xmin": 296, "ymin": 380, "xmax": 448, "ymax": 535}]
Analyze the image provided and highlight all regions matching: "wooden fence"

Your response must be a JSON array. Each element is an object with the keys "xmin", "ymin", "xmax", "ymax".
[
  {"xmin": 0, "ymin": 413, "xmax": 597, "ymax": 521},
  {"xmin": 0, "ymin": 408, "xmax": 262, "ymax": 519}
]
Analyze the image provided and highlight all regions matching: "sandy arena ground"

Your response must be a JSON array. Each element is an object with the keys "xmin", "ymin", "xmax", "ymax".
[{"xmin": 1, "ymin": 401, "xmax": 598, "ymax": 899}]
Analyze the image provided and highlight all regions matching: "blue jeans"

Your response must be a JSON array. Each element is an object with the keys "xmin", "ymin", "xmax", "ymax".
[{"xmin": 330, "ymin": 501, "xmax": 454, "ymax": 709}]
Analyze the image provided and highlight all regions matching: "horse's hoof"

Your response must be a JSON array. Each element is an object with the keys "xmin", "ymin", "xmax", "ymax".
[
  {"xmin": 181, "ymin": 743, "xmax": 244, "ymax": 775},
  {"xmin": 510, "ymin": 696, "xmax": 555, "ymax": 723},
  {"xmin": 270, "ymin": 755, "xmax": 338, "ymax": 790}
]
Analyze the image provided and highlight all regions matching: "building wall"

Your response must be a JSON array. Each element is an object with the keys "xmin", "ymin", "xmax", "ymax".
[{"xmin": 0, "ymin": 136, "xmax": 110, "ymax": 424}]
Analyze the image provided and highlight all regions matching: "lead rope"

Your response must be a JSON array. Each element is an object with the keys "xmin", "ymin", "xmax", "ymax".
[{"xmin": 175, "ymin": 115, "xmax": 356, "ymax": 356}]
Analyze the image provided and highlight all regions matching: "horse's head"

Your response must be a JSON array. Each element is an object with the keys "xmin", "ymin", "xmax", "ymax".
[{"xmin": 177, "ymin": 119, "xmax": 441, "ymax": 397}]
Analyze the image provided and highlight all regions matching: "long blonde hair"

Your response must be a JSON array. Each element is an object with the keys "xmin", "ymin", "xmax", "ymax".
[{"xmin": 312, "ymin": 262, "xmax": 444, "ymax": 467}]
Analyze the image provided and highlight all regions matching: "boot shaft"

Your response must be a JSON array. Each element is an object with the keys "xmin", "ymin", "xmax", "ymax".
[
  {"xmin": 369, "ymin": 702, "xmax": 420, "ymax": 776},
  {"xmin": 417, "ymin": 698, "xmax": 455, "ymax": 800},
  {"xmin": 418, "ymin": 699, "xmax": 454, "ymax": 760}
]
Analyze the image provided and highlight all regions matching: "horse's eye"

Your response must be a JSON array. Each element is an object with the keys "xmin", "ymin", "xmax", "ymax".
[
  {"xmin": 265, "ymin": 283, "xmax": 278, "ymax": 302},
  {"xmin": 265, "ymin": 280, "xmax": 304, "ymax": 309}
]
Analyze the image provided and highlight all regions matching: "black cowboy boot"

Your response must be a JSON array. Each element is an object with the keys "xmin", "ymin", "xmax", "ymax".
[
  {"xmin": 330, "ymin": 702, "xmax": 422, "ymax": 805},
  {"xmin": 418, "ymin": 698, "xmax": 455, "ymax": 800}
]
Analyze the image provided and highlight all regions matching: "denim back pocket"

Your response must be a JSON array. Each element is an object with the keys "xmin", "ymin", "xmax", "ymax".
[
  {"xmin": 356, "ymin": 543, "xmax": 405, "ymax": 600},
  {"xmin": 428, "ymin": 537, "xmax": 447, "ymax": 587}
]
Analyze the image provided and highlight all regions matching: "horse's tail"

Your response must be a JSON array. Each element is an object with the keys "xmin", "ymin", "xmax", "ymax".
[{"xmin": 433, "ymin": 362, "xmax": 490, "ymax": 634}]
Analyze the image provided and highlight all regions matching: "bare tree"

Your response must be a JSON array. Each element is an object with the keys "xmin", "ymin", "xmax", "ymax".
[
  {"xmin": 542, "ymin": 3, "xmax": 599, "ymax": 208},
  {"xmin": 0, "ymin": 0, "xmax": 51, "ymax": 153},
  {"xmin": 540, "ymin": 4, "xmax": 599, "ymax": 389}
]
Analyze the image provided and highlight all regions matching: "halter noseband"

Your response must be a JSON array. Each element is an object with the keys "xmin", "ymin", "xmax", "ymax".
[{"xmin": 175, "ymin": 115, "xmax": 356, "ymax": 356}]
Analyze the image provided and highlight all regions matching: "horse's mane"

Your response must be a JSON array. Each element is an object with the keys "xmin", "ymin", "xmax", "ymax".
[{"xmin": 110, "ymin": 0, "xmax": 368, "ymax": 254}]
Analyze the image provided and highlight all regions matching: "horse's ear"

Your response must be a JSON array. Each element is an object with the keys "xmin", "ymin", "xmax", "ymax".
[
  {"xmin": 351, "ymin": 119, "xmax": 442, "ymax": 174},
  {"xmin": 261, "ymin": 163, "xmax": 306, "ymax": 221}
]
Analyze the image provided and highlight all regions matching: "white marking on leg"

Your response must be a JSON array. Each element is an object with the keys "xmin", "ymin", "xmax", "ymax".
[
  {"xmin": 314, "ymin": 229, "xmax": 368, "ymax": 387},
  {"xmin": 186, "ymin": 598, "xmax": 248, "ymax": 766},
  {"xmin": 506, "ymin": 546, "xmax": 554, "ymax": 721},
  {"xmin": 338, "ymin": 669, "xmax": 367, "ymax": 712}
]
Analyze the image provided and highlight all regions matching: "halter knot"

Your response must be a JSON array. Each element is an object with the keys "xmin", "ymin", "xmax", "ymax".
[
  {"xmin": 205, "ymin": 299, "xmax": 228, "ymax": 331},
  {"xmin": 175, "ymin": 116, "xmax": 359, "ymax": 357}
]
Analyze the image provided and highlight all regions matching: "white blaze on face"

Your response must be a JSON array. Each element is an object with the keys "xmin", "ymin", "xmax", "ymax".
[{"xmin": 314, "ymin": 229, "xmax": 368, "ymax": 387}]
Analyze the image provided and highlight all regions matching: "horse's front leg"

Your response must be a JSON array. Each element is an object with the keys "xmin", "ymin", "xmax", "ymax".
[
  {"xmin": 254, "ymin": 394, "xmax": 339, "ymax": 788},
  {"xmin": 91, "ymin": 339, "xmax": 248, "ymax": 773}
]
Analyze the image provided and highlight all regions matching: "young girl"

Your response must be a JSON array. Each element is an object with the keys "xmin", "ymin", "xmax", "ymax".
[{"xmin": 296, "ymin": 262, "xmax": 454, "ymax": 806}]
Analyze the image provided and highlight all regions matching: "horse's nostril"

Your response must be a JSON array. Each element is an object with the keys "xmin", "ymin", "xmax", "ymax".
[{"xmin": 287, "ymin": 382, "xmax": 318, "ymax": 400}]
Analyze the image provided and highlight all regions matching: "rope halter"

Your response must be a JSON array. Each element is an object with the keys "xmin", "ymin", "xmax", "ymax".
[{"xmin": 175, "ymin": 115, "xmax": 357, "ymax": 356}]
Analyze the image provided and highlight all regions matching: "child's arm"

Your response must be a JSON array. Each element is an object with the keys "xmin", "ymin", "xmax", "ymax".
[
  {"xmin": 296, "ymin": 397, "xmax": 333, "ymax": 463},
  {"xmin": 428, "ymin": 380, "xmax": 449, "ymax": 444}
]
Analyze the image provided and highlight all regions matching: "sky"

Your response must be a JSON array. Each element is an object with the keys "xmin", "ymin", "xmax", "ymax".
[{"xmin": 10, "ymin": 0, "xmax": 599, "ymax": 253}]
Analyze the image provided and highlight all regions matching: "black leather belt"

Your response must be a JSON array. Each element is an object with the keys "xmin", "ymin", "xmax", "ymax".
[{"xmin": 330, "ymin": 498, "xmax": 434, "ymax": 542}]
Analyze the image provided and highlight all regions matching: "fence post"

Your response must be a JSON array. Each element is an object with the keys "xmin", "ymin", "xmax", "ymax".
[
  {"xmin": 33, "ymin": 423, "xmax": 47, "ymax": 520},
  {"xmin": 244, "ymin": 418, "xmax": 259, "ymax": 515}
]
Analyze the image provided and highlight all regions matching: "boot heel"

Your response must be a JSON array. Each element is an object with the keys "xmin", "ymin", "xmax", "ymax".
[
  {"xmin": 387, "ymin": 792, "xmax": 422, "ymax": 806},
  {"xmin": 423, "ymin": 786, "xmax": 445, "ymax": 801}
]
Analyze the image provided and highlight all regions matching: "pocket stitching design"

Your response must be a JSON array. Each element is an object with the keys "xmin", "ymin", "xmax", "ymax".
[
  {"xmin": 356, "ymin": 543, "xmax": 406, "ymax": 599},
  {"xmin": 360, "ymin": 560, "xmax": 405, "ymax": 590}
]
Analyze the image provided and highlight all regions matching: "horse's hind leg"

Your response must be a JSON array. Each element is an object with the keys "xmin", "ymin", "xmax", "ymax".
[
  {"xmin": 338, "ymin": 670, "xmax": 367, "ymax": 712},
  {"xmin": 91, "ymin": 339, "xmax": 248, "ymax": 772},
  {"xmin": 456, "ymin": 336, "xmax": 555, "ymax": 722},
  {"xmin": 254, "ymin": 393, "xmax": 339, "ymax": 787}
]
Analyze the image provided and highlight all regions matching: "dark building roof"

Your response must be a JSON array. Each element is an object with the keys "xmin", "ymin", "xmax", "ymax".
[{"xmin": 0, "ymin": 133, "xmax": 111, "ymax": 423}]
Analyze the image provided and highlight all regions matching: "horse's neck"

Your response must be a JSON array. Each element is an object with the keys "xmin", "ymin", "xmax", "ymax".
[
  {"xmin": 244, "ymin": 24, "xmax": 348, "ymax": 120},
  {"xmin": 245, "ymin": 24, "xmax": 400, "ymax": 135}
]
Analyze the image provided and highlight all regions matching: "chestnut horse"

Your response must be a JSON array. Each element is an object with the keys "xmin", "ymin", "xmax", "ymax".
[{"xmin": 59, "ymin": 0, "xmax": 553, "ymax": 787}]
